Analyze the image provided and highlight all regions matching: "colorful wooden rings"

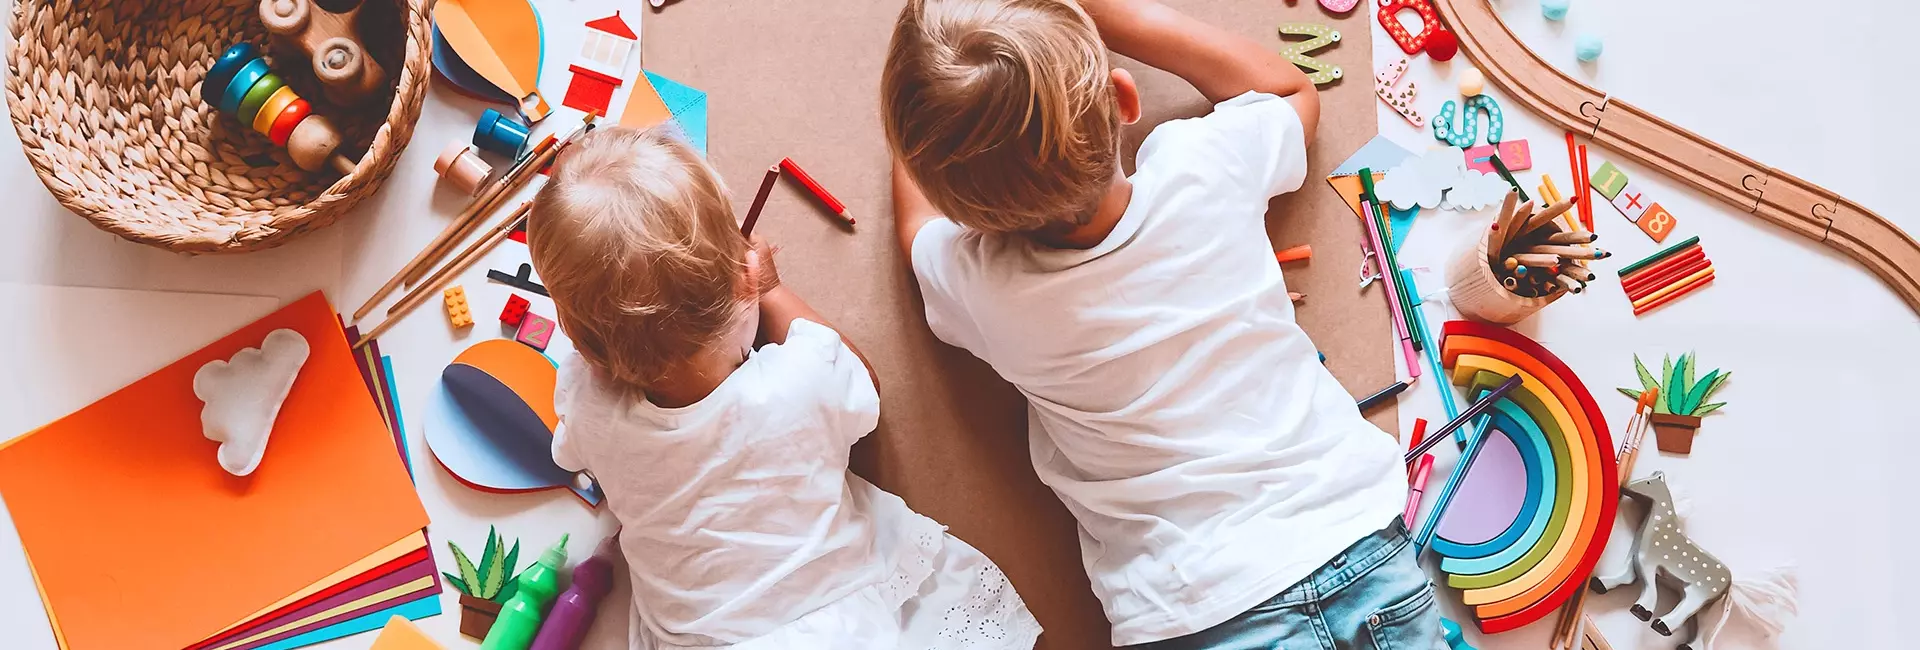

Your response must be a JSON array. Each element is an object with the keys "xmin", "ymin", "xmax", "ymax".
[
  {"xmin": 473, "ymin": 108, "xmax": 531, "ymax": 157},
  {"xmin": 203, "ymin": 42, "xmax": 355, "ymax": 173}
]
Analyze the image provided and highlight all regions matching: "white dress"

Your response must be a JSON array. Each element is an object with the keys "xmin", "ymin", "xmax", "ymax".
[{"xmin": 552, "ymin": 318, "xmax": 1042, "ymax": 650}]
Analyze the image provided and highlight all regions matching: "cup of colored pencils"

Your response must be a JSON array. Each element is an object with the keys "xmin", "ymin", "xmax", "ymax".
[{"xmin": 1447, "ymin": 191, "xmax": 1602, "ymax": 324}]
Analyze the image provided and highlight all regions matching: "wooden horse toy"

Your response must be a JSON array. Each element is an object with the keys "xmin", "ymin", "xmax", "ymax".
[{"xmin": 1591, "ymin": 472, "xmax": 1798, "ymax": 650}]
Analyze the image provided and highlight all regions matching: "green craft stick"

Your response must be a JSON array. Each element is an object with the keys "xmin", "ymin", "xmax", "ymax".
[{"xmin": 1616, "ymin": 236, "xmax": 1702, "ymax": 277}]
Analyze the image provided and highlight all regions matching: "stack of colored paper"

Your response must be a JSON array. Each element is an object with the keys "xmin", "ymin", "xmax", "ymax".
[{"xmin": 0, "ymin": 293, "xmax": 436, "ymax": 650}]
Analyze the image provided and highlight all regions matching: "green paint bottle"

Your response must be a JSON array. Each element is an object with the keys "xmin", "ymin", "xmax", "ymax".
[{"xmin": 480, "ymin": 534, "xmax": 569, "ymax": 650}]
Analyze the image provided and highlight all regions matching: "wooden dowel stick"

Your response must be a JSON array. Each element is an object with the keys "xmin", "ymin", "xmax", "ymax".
[{"xmin": 353, "ymin": 203, "xmax": 533, "ymax": 348}]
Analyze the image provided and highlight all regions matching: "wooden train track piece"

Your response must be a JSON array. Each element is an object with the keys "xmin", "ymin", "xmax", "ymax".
[{"xmin": 1431, "ymin": 0, "xmax": 1920, "ymax": 312}]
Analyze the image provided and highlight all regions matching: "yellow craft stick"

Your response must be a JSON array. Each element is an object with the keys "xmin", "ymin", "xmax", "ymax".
[{"xmin": 1631, "ymin": 266, "xmax": 1715, "ymax": 309}]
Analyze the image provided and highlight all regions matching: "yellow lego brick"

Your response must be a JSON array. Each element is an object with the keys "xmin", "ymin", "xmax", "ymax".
[{"xmin": 444, "ymin": 286, "xmax": 473, "ymax": 328}]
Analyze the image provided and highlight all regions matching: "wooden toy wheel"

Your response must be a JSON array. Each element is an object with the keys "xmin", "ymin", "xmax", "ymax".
[
  {"xmin": 314, "ymin": 37, "xmax": 365, "ymax": 86},
  {"xmin": 259, "ymin": 0, "xmax": 311, "ymax": 35}
]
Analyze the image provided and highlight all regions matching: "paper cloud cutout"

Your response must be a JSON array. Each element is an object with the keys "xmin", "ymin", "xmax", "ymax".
[
  {"xmin": 1375, "ymin": 147, "xmax": 1468, "ymax": 210},
  {"xmin": 1444, "ymin": 168, "xmax": 1515, "ymax": 211},
  {"xmin": 193, "ymin": 328, "xmax": 310, "ymax": 476}
]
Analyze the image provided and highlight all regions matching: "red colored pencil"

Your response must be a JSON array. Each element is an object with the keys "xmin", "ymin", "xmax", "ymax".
[
  {"xmin": 780, "ymin": 157, "xmax": 855, "ymax": 225},
  {"xmin": 741, "ymin": 163, "xmax": 781, "ymax": 237},
  {"xmin": 1627, "ymin": 256, "xmax": 1711, "ymax": 302},
  {"xmin": 1621, "ymin": 247, "xmax": 1706, "ymax": 296},
  {"xmin": 1633, "ymin": 270, "xmax": 1715, "ymax": 315},
  {"xmin": 1577, "ymin": 144, "xmax": 1594, "ymax": 231},
  {"xmin": 1622, "ymin": 249, "xmax": 1707, "ymax": 298}
]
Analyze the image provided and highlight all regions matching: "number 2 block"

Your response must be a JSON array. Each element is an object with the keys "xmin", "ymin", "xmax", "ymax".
[
  {"xmin": 1638, "ymin": 203, "xmax": 1677, "ymax": 243},
  {"xmin": 515, "ymin": 312, "xmax": 555, "ymax": 351}
]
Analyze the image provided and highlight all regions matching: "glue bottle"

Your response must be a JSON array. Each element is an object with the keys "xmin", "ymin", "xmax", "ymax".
[
  {"xmin": 480, "ymin": 534, "xmax": 569, "ymax": 650},
  {"xmin": 528, "ymin": 533, "xmax": 619, "ymax": 650}
]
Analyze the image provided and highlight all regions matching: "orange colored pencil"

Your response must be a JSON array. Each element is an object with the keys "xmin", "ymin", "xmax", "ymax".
[
  {"xmin": 1633, "ymin": 268, "xmax": 1715, "ymax": 315},
  {"xmin": 1274, "ymin": 244, "xmax": 1313, "ymax": 264}
]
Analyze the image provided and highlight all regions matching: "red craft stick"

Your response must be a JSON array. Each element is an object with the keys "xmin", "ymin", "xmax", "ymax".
[
  {"xmin": 1626, "ymin": 255, "xmax": 1711, "ymax": 302},
  {"xmin": 780, "ymin": 157, "xmax": 855, "ymax": 225},
  {"xmin": 1621, "ymin": 247, "xmax": 1707, "ymax": 296},
  {"xmin": 1564, "ymin": 132, "xmax": 1583, "ymax": 227},
  {"xmin": 1622, "ymin": 248, "xmax": 1706, "ymax": 298},
  {"xmin": 1633, "ymin": 270, "xmax": 1715, "ymax": 315}
]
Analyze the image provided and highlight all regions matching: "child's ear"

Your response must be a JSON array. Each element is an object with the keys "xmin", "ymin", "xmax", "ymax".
[{"xmin": 1111, "ymin": 68, "xmax": 1141, "ymax": 126}]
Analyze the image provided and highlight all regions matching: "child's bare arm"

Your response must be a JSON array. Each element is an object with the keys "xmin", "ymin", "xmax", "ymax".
[
  {"xmin": 754, "ymin": 241, "xmax": 882, "ymax": 395},
  {"xmin": 1080, "ymin": 0, "xmax": 1319, "ymax": 137},
  {"xmin": 892, "ymin": 159, "xmax": 943, "ymax": 258}
]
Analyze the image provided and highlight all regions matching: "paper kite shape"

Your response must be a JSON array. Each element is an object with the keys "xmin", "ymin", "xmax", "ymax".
[
  {"xmin": 426, "ymin": 340, "xmax": 603, "ymax": 505},
  {"xmin": 1432, "ymin": 321, "xmax": 1618, "ymax": 634},
  {"xmin": 193, "ymin": 328, "xmax": 311, "ymax": 476}
]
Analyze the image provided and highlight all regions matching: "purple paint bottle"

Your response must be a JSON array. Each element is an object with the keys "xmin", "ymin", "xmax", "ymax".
[{"xmin": 528, "ymin": 533, "xmax": 619, "ymax": 650}]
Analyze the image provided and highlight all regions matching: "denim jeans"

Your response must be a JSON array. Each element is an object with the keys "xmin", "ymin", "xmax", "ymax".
[{"xmin": 1127, "ymin": 518, "xmax": 1441, "ymax": 650}]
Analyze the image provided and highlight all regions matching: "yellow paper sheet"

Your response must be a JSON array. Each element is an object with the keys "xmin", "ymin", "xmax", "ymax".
[{"xmin": 210, "ymin": 577, "xmax": 436, "ymax": 650}]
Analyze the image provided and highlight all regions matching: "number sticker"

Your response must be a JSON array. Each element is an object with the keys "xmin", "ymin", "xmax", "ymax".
[{"xmin": 1638, "ymin": 203, "xmax": 1676, "ymax": 243}]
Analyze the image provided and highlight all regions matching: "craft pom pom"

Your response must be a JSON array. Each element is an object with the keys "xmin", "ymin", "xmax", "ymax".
[
  {"xmin": 1541, "ymin": 0, "xmax": 1571, "ymax": 21},
  {"xmin": 1459, "ymin": 68, "xmax": 1486, "ymax": 97},
  {"xmin": 1575, "ymin": 34, "xmax": 1604, "ymax": 62}
]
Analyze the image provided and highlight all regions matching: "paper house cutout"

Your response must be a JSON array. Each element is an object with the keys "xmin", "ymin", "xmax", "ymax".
[{"xmin": 562, "ymin": 12, "xmax": 637, "ymax": 116}]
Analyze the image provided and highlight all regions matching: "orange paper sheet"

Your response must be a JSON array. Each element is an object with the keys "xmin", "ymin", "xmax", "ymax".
[
  {"xmin": 0, "ymin": 292, "xmax": 429, "ymax": 650},
  {"xmin": 619, "ymin": 72, "xmax": 674, "ymax": 131},
  {"xmin": 371, "ymin": 616, "xmax": 444, "ymax": 650}
]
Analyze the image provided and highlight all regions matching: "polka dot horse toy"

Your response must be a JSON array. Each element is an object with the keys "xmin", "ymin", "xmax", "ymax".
[{"xmin": 1590, "ymin": 472, "xmax": 1799, "ymax": 650}]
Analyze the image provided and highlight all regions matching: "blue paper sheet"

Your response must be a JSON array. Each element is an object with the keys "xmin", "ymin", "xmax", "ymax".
[{"xmin": 252, "ymin": 595, "xmax": 440, "ymax": 650}]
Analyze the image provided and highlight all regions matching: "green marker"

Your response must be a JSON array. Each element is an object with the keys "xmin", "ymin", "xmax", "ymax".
[
  {"xmin": 1359, "ymin": 169, "xmax": 1425, "ymax": 351},
  {"xmin": 480, "ymin": 534, "xmax": 569, "ymax": 650}
]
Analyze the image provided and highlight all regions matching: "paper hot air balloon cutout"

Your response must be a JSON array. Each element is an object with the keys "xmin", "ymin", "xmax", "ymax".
[{"xmin": 426, "ymin": 340, "xmax": 601, "ymax": 505}]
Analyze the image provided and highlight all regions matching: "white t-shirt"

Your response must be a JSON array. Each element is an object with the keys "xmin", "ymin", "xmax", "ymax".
[
  {"xmin": 552, "ymin": 319, "xmax": 943, "ymax": 647},
  {"xmin": 910, "ymin": 92, "xmax": 1407, "ymax": 645}
]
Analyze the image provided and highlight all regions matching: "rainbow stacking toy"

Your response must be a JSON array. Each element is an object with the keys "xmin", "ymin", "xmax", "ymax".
[
  {"xmin": 202, "ymin": 42, "xmax": 357, "ymax": 174},
  {"xmin": 1432, "ymin": 321, "xmax": 1618, "ymax": 634}
]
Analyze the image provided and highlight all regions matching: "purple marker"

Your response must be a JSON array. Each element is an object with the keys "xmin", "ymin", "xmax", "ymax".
[{"xmin": 529, "ymin": 533, "xmax": 620, "ymax": 650}]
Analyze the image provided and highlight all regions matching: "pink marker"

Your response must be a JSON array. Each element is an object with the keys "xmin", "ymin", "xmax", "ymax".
[
  {"xmin": 1404, "ymin": 455, "xmax": 1435, "ymax": 525},
  {"xmin": 1361, "ymin": 198, "xmax": 1421, "ymax": 379}
]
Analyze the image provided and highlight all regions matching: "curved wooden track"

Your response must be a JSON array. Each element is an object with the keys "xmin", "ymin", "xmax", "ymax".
[{"xmin": 1433, "ymin": 0, "xmax": 1920, "ymax": 313}]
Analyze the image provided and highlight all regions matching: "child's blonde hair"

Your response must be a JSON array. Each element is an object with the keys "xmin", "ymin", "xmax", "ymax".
[
  {"xmin": 883, "ymin": 0, "xmax": 1119, "ymax": 234},
  {"xmin": 528, "ymin": 127, "xmax": 749, "ymax": 390}
]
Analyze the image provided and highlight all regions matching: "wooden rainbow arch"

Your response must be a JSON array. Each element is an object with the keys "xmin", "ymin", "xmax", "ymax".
[{"xmin": 1435, "ymin": 321, "xmax": 1618, "ymax": 633}]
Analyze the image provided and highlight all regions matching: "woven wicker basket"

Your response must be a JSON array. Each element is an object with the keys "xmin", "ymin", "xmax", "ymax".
[{"xmin": 5, "ymin": 0, "xmax": 431, "ymax": 253}]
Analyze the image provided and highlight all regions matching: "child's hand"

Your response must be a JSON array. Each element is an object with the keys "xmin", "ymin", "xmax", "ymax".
[{"xmin": 749, "ymin": 235, "xmax": 783, "ymax": 295}]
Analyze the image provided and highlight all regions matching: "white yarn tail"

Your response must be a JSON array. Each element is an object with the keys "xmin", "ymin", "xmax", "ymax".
[{"xmin": 1701, "ymin": 565, "xmax": 1799, "ymax": 650}]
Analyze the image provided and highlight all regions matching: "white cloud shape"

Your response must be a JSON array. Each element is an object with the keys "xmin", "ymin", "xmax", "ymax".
[
  {"xmin": 1443, "ymin": 169, "xmax": 1515, "ymax": 211},
  {"xmin": 193, "ymin": 328, "xmax": 310, "ymax": 476},
  {"xmin": 1375, "ymin": 147, "xmax": 1468, "ymax": 210}
]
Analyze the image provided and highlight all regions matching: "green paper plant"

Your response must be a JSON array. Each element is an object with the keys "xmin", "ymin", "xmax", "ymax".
[
  {"xmin": 444, "ymin": 526, "xmax": 523, "ymax": 603},
  {"xmin": 1617, "ymin": 352, "xmax": 1729, "ymax": 417}
]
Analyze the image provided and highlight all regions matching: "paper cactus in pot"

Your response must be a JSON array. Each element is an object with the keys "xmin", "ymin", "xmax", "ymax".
[
  {"xmin": 445, "ymin": 527, "xmax": 523, "ymax": 638},
  {"xmin": 1617, "ymin": 353, "xmax": 1729, "ymax": 454}
]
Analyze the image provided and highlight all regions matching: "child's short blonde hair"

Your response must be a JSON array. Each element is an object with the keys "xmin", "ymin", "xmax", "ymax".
[
  {"xmin": 528, "ymin": 127, "xmax": 748, "ymax": 390},
  {"xmin": 883, "ymin": 0, "xmax": 1119, "ymax": 234}
]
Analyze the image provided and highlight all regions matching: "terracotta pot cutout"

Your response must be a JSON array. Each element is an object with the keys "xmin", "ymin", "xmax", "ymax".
[
  {"xmin": 459, "ymin": 594, "xmax": 503, "ymax": 639},
  {"xmin": 1649, "ymin": 413, "xmax": 1702, "ymax": 455}
]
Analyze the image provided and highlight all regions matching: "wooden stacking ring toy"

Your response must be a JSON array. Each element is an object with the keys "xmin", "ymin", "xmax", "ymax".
[{"xmin": 209, "ymin": 42, "xmax": 357, "ymax": 174}]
